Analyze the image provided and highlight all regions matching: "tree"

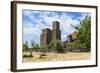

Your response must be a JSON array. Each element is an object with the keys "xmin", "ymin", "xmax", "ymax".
[
  {"xmin": 49, "ymin": 40, "xmax": 64, "ymax": 53},
  {"xmin": 56, "ymin": 40, "xmax": 64, "ymax": 53},
  {"xmin": 71, "ymin": 15, "xmax": 91, "ymax": 51},
  {"xmin": 23, "ymin": 41, "xmax": 29, "ymax": 51},
  {"xmin": 31, "ymin": 40, "xmax": 40, "ymax": 51},
  {"xmin": 67, "ymin": 40, "xmax": 87, "ymax": 52}
]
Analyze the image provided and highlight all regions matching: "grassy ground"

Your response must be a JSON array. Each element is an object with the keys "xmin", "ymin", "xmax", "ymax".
[{"xmin": 23, "ymin": 52, "xmax": 91, "ymax": 63}]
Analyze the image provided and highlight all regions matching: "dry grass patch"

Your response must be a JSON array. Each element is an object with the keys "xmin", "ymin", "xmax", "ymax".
[{"xmin": 23, "ymin": 52, "xmax": 91, "ymax": 63}]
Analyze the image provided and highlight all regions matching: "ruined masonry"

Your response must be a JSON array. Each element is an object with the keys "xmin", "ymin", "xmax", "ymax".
[{"xmin": 40, "ymin": 21, "xmax": 61, "ymax": 46}]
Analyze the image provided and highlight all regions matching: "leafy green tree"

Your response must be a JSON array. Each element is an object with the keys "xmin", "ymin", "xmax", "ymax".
[
  {"xmin": 23, "ymin": 41, "xmax": 29, "ymax": 51},
  {"xmin": 56, "ymin": 41, "xmax": 64, "ymax": 53},
  {"xmin": 67, "ymin": 40, "xmax": 87, "ymax": 51},
  {"xmin": 71, "ymin": 15, "xmax": 91, "ymax": 51}
]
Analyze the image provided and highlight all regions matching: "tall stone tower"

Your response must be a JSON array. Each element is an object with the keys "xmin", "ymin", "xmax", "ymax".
[
  {"xmin": 40, "ymin": 21, "xmax": 61, "ymax": 47},
  {"xmin": 52, "ymin": 21, "xmax": 61, "ymax": 40},
  {"xmin": 40, "ymin": 28, "xmax": 52, "ymax": 46}
]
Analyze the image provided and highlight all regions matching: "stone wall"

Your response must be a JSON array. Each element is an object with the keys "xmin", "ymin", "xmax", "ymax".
[{"xmin": 40, "ymin": 21, "xmax": 61, "ymax": 47}]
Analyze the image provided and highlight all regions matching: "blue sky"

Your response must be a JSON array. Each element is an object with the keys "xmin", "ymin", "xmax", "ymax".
[{"xmin": 22, "ymin": 9, "xmax": 90, "ymax": 47}]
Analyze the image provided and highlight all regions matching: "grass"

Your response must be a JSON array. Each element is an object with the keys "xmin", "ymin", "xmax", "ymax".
[{"xmin": 23, "ymin": 52, "xmax": 91, "ymax": 63}]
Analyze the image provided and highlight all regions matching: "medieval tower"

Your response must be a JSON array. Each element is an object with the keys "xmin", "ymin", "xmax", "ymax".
[
  {"xmin": 40, "ymin": 28, "xmax": 52, "ymax": 46},
  {"xmin": 40, "ymin": 21, "xmax": 61, "ymax": 47},
  {"xmin": 52, "ymin": 21, "xmax": 61, "ymax": 40}
]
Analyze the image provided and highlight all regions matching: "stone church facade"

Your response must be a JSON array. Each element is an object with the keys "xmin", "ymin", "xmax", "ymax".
[{"xmin": 40, "ymin": 21, "xmax": 61, "ymax": 47}]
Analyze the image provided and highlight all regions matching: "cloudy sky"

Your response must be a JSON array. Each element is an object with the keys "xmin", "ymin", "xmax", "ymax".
[{"xmin": 22, "ymin": 9, "xmax": 90, "ymax": 47}]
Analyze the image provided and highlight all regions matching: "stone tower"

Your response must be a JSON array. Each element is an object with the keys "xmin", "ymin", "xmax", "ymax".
[
  {"xmin": 52, "ymin": 21, "xmax": 61, "ymax": 40},
  {"xmin": 40, "ymin": 28, "xmax": 52, "ymax": 46},
  {"xmin": 40, "ymin": 21, "xmax": 61, "ymax": 47}
]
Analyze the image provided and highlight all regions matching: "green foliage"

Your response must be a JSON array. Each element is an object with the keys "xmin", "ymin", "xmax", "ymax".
[
  {"xmin": 23, "ymin": 41, "xmax": 29, "ymax": 51},
  {"xmin": 71, "ymin": 31, "xmax": 78, "ymax": 40},
  {"xmin": 67, "ymin": 40, "xmax": 86, "ymax": 49},
  {"xmin": 31, "ymin": 40, "xmax": 40, "ymax": 51},
  {"xmin": 23, "ymin": 54, "xmax": 33, "ymax": 58},
  {"xmin": 70, "ymin": 15, "xmax": 91, "ymax": 51},
  {"xmin": 67, "ymin": 40, "xmax": 87, "ymax": 52},
  {"xmin": 49, "ymin": 40, "xmax": 64, "ymax": 53},
  {"xmin": 56, "ymin": 41, "xmax": 64, "ymax": 53}
]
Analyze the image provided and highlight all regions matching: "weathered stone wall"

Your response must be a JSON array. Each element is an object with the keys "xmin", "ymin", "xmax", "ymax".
[
  {"xmin": 40, "ymin": 21, "xmax": 61, "ymax": 47},
  {"xmin": 40, "ymin": 28, "xmax": 52, "ymax": 46},
  {"xmin": 52, "ymin": 21, "xmax": 61, "ymax": 40}
]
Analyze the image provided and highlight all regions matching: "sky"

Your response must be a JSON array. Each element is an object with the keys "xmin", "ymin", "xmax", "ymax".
[{"xmin": 22, "ymin": 9, "xmax": 90, "ymax": 47}]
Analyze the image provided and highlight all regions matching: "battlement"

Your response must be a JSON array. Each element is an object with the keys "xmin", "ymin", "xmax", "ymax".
[
  {"xmin": 53, "ymin": 21, "xmax": 60, "ymax": 30},
  {"xmin": 42, "ymin": 28, "xmax": 51, "ymax": 34}
]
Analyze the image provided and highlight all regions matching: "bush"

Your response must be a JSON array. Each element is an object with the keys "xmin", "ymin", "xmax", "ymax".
[
  {"xmin": 66, "ymin": 40, "xmax": 88, "ymax": 52},
  {"xmin": 23, "ymin": 54, "xmax": 33, "ymax": 58},
  {"xmin": 56, "ymin": 41, "xmax": 64, "ymax": 53},
  {"xmin": 28, "ymin": 54, "xmax": 33, "ymax": 57},
  {"xmin": 49, "ymin": 40, "xmax": 64, "ymax": 53},
  {"xmin": 23, "ymin": 54, "xmax": 28, "ymax": 58}
]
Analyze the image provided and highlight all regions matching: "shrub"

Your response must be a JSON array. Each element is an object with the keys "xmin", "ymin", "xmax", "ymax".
[
  {"xmin": 23, "ymin": 54, "xmax": 33, "ymax": 58},
  {"xmin": 66, "ymin": 40, "xmax": 88, "ymax": 52},
  {"xmin": 49, "ymin": 40, "xmax": 64, "ymax": 53},
  {"xmin": 23, "ymin": 54, "xmax": 28, "ymax": 58}
]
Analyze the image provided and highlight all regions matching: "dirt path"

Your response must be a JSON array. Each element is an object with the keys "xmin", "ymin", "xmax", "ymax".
[{"xmin": 23, "ymin": 52, "xmax": 91, "ymax": 63}]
